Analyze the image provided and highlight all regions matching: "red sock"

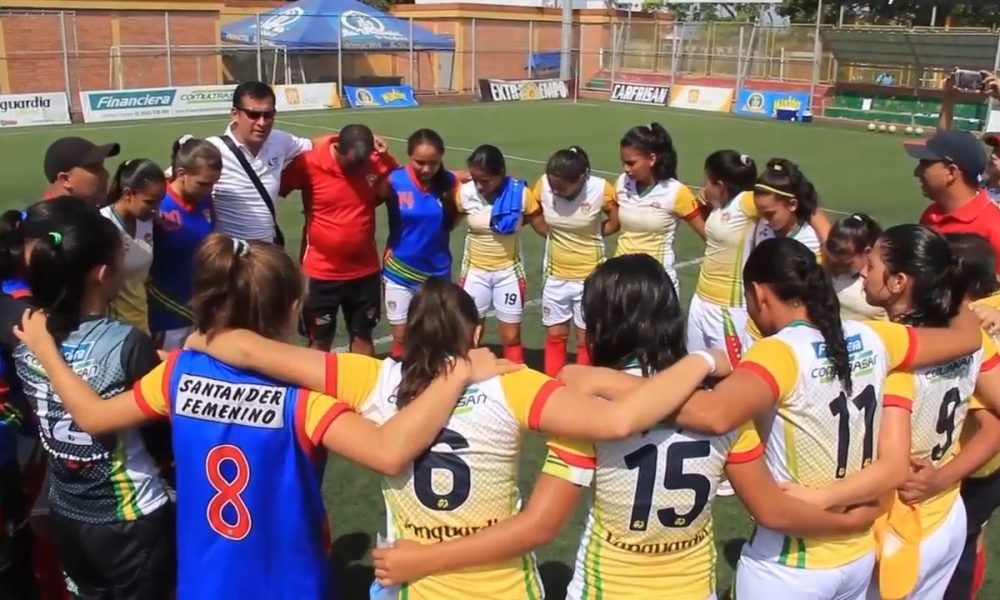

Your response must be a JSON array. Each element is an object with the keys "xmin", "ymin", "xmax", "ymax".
[
  {"xmin": 973, "ymin": 545, "xmax": 987, "ymax": 598},
  {"xmin": 544, "ymin": 334, "xmax": 567, "ymax": 376},
  {"xmin": 503, "ymin": 343, "xmax": 524, "ymax": 363},
  {"xmin": 576, "ymin": 343, "xmax": 591, "ymax": 366},
  {"xmin": 390, "ymin": 341, "xmax": 403, "ymax": 360}
]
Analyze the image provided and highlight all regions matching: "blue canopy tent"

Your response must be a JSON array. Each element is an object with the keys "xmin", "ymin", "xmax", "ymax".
[
  {"xmin": 221, "ymin": 0, "xmax": 455, "ymax": 89},
  {"xmin": 221, "ymin": 0, "xmax": 454, "ymax": 51}
]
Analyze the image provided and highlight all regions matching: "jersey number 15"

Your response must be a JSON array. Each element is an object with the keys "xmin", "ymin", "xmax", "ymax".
[{"xmin": 624, "ymin": 440, "xmax": 712, "ymax": 531}]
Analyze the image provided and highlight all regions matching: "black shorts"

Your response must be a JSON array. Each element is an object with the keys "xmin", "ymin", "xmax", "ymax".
[
  {"xmin": 299, "ymin": 273, "xmax": 381, "ymax": 344},
  {"xmin": 0, "ymin": 461, "xmax": 36, "ymax": 600},
  {"xmin": 49, "ymin": 502, "xmax": 176, "ymax": 600}
]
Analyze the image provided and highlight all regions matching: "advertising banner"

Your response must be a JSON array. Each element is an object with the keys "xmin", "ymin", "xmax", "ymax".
[
  {"xmin": 668, "ymin": 85, "xmax": 734, "ymax": 112},
  {"xmin": 0, "ymin": 92, "xmax": 71, "ymax": 128},
  {"xmin": 733, "ymin": 89, "xmax": 811, "ymax": 118},
  {"xmin": 478, "ymin": 78, "xmax": 576, "ymax": 103},
  {"xmin": 343, "ymin": 85, "xmax": 418, "ymax": 109},
  {"xmin": 80, "ymin": 85, "xmax": 234, "ymax": 123},
  {"xmin": 609, "ymin": 83, "xmax": 669, "ymax": 106},
  {"xmin": 275, "ymin": 83, "xmax": 342, "ymax": 111}
]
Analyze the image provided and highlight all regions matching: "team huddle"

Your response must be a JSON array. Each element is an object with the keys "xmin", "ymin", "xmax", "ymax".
[{"xmin": 4, "ymin": 79, "xmax": 1000, "ymax": 600}]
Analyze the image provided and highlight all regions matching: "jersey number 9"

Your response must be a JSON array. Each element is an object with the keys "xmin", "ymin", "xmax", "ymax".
[
  {"xmin": 413, "ymin": 428, "xmax": 472, "ymax": 511},
  {"xmin": 624, "ymin": 440, "xmax": 712, "ymax": 531}
]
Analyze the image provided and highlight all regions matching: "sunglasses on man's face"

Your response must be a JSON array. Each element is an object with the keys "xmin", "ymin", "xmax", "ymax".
[{"xmin": 236, "ymin": 106, "xmax": 277, "ymax": 121}]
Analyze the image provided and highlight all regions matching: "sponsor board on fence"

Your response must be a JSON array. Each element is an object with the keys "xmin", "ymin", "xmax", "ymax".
[
  {"xmin": 478, "ymin": 78, "xmax": 575, "ymax": 103},
  {"xmin": 80, "ymin": 83, "xmax": 341, "ymax": 123},
  {"xmin": 668, "ymin": 85, "xmax": 734, "ymax": 113},
  {"xmin": 343, "ymin": 85, "xmax": 418, "ymax": 109},
  {"xmin": 275, "ymin": 83, "xmax": 342, "ymax": 111},
  {"xmin": 733, "ymin": 89, "xmax": 811, "ymax": 118},
  {"xmin": 609, "ymin": 83, "xmax": 669, "ymax": 106},
  {"xmin": 0, "ymin": 92, "xmax": 71, "ymax": 128}
]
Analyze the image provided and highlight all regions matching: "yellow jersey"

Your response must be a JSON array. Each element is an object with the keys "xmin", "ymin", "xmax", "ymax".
[
  {"xmin": 964, "ymin": 291, "xmax": 1000, "ymax": 478},
  {"xmin": 535, "ymin": 175, "xmax": 616, "ymax": 281},
  {"xmin": 832, "ymin": 273, "xmax": 888, "ymax": 322},
  {"xmin": 458, "ymin": 180, "xmax": 541, "ymax": 272},
  {"xmin": 613, "ymin": 174, "xmax": 700, "ymax": 274},
  {"xmin": 694, "ymin": 191, "xmax": 757, "ymax": 307},
  {"xmin": 739, "ymin": 319, "xmax": 916, "ymax": 569},
  {"xmin": 746, "ymin": 221, "xmax": 823, "ymax": 343},
  {"xmin": 325, "ymin": 354, "xmax": 595, "ymax": 600},
  {"xmin": 886, "ymin": 331, "xmax": 996, "ymax": 537},
  {"xmin": 569, "ymin": 366, "xmax": 762, "ymax": 599}
]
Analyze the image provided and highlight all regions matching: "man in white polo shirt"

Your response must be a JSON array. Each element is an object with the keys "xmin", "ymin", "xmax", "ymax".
[{"xmin": 209, "ymin": 80, "xmax": 312, "ymax": 243}]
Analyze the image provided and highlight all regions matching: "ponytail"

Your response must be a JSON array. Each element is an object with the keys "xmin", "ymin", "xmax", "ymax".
[
  {"xmin": 802, "ymin": 264, "xmax": 853, "ymax": 395},
  {"xmin": 546, "ymin": 145, "xmax": 591, "ymax": 183},
  {"xmin": 25, "ymin": 198, "xmax": 121, "ymax": 342},
  {"xmin": 621, "ymin": 122, "xmax": 678, "ymax": 181},
  {"xmin": 744, "ymin": 237, "xmax": 852, "ymax": 394},
  {"xmin": 879, "ymin": 225, "xmax": 965, "ymax": 327},
  {"xmin": 191, "ymin": 234, "xmax": 303, "ymax": 340},
  {"xmin": 704, "ymin": 150, "xmax": 757, "ymax": 203},
  {"xmin": 756, "ymin": 158, "xmax": 819, "ymax": 221},
  {"xmin": 107, "ymin": 158, "xmax": 166, "ymax": 204},
  {"xmin": 396, "ymin": 277, "xmax": 480, "ymax": 408}
]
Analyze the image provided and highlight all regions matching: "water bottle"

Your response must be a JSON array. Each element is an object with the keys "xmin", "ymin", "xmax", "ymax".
[{"xmin": 369, "ymin": 533, "xmax": 400, "ymax": 600}]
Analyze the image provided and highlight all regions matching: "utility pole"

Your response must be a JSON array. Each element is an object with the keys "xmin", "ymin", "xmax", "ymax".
[{"xmin": 560, "ymin": 0, "xmax": 573, "ymax": 80}]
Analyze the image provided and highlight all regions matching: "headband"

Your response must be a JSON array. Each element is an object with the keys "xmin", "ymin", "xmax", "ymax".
[{"xmin": 754, "ymin": 183, "xmax": 796, "ymax": 198}]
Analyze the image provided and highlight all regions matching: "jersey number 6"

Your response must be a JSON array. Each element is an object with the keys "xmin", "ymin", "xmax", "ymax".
[
  {"xmin": 624, "ymin": 440, "xmax": 712, "ymax": 531},
  {"xmin": 413, "ymin": 428, "xmax": 471, "ymax": 511}
]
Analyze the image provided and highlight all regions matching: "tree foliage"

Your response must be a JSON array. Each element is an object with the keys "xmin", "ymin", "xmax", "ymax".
[{"xmin": 779, "ymin": 1, "xmax": 1000, "ymax": 27}]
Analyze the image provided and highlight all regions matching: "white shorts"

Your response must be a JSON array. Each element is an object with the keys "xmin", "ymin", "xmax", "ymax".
[
  {"xmin": 156, "ymin": 327, "xmax": 192, "ymax": 351},
  {"xmin": 542, "ymin": 276, "xmax": 585, "ymax": 329},
  {"xmin": 866, "ymin": 498, "xmax": 967, "ymax": 600},
  {"xmin": 460, "ymin": 266, "xmax": 526, "ymax": 324},
  {"xmin": 686, "ymin": 294, "xmax": 750, "ymax": 353},
  {"xmin": 383, "ymin": 278, "xmax": 416, "ymax": 326},
  {"xmin": 737, "ymin": 540, "xmax": 875, "ymax": 599}
]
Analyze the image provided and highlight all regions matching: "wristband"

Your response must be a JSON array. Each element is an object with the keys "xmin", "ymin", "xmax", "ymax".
[{"xmin": 691, "ymin": 350, "xmax": 717, "ymax": 375}]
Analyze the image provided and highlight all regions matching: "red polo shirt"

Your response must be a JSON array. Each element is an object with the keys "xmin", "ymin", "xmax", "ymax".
[
  {"xmin": 281, "ymin": 135, "xmax": 398, "ymax": 281},
  {"xmin": 920, "ymin": 189, "xmax": 1000, "ymax": 274}
]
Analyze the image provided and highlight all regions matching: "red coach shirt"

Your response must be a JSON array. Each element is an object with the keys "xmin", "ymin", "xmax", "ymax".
[
  {"xmin": 281, "ymin": 135, "xmax": 398, "ymax": 281},
  {"xmin": 920, "ymin": 189, "xmax": 1000, "ymax": 274}
]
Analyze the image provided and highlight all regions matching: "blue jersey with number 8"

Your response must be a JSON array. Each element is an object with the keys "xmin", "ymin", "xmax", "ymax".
[{"xmin": 134, "ymin": 350, "xmax": 345, "ymax": 599}]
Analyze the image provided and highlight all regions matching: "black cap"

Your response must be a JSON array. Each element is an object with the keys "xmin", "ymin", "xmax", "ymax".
[
  {"xmin": 904, "ymin": 129, "xmax": 986, "ymax": 178},
  {"xmin": 43, "ymin": 137, "xmax": 121, "ymax": 183}
]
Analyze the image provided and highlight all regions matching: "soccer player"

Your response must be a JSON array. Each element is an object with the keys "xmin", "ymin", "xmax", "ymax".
[
  {"xmin": 535, "ymin": 146, "xmax": 617, "ymax": 375},
  {"xmin": 280, "ymin": 123, "xmax": 398, "ymax": 354},
  {"xmin": 383, "ymin": 129, "xmax": 460, "ymax": 359},
  {"xmin": 614, "ymin": 123, "xmax": 706, "ymax": 291},
  {"xmin": 686, "ymin": 150, "xmax": 758, "ymax": 353},
  {"xmin": 12, "ymin": 199, "xmax": 174, "ymax": 598},
  {"xmin": 13, "ymin": 234, "xmax": 518, "ymax": 598},
  {"xmin": 42, "ymin": 136, "xmax": 120, "ymax": 206},
  {"xmin": 836, "ymin": 225, "xmax": 1000, "ymax": 599},
  {"xmin": 101, "ymin": 159, "xmax": 166, "ymax": 333},
  {"xmin": 563, "ymin": 237, "xmax": 984, "ymax": 598},
  {"xmin": 741, "ymin": 158, "xmax": 829, "ymax": 345},
  {"xmin": 943, "ymin": 233, "xmax": 1000, "ymax": 599},
  {"xmin": 369, "ymin": 256, "xmax": 878, "ymax": 599},
  {"xmin": 148, "ymin": 136, "xmax": 222, "ymax": 350},
  {"xmin": 457, "ymin": 144, "xmax": 545, "ymax": 363},
  {"xmin": 824, "ymin": 213, "xmax": 887, "ymax": 321},
  {"xmin": 0, "ymin": 211, "xmax": 31, "ymax": 300}
]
